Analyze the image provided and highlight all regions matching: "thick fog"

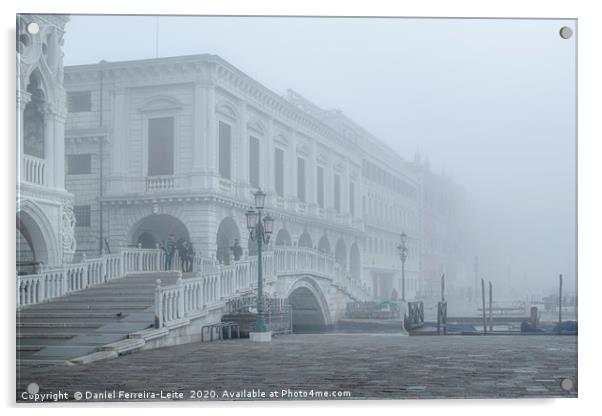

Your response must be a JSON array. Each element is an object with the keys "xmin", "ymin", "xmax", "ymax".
[{"xmin": 62, "ymin": 15, "xmax": 576, "ymax": 297}]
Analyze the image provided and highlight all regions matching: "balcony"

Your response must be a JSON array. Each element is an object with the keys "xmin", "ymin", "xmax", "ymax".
[
  {"xmin": 146, "ymin": 175, "xmax": 174, "ymax": 192},
  {"xmin": 22, "ymin": 155, "xmax": 46, "ymax": 186}
]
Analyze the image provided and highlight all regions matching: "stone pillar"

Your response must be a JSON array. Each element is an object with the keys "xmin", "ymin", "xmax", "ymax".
[
  {"xmin": 205, "ymin": 85, "xmax": 217, "ymax": 173},
  {"xmin": 308, "ymin": 140, "xmax": 317, "ymax": 206},
  {"xmin": 325, "ymin": 155, "xmax": 333, "ymax": 210},
  {"xmin": 110, "ymin": 88, "xmax": 127, "ymax": 193},
  {"xmin": 239, "ymin": 102, "xmax": 249, "ymax": 188},
  {"xmin": 53, "ymin": 107, "xmax": 66, "ymax": 189},
  {"xmin": 264, "ymin": 118, "xmax": 274, "ymax": 193},
  {"xmin": 43, "ymin": 106, "xmax": 55, "ymax": 187},
  {"xmin": 289, "ymin": 131, "xmax": 298, "ymax": 201},
  {"xmin": 192, "ymin": 82, "xmax": 205, "ymax": 174},
  {"xmin": 17, "ymin": 91, "xmax": 31, "ymax": 178},
  {"xmin": 342, "ymin": 160, "xmax": 350, "ymax": 216}
]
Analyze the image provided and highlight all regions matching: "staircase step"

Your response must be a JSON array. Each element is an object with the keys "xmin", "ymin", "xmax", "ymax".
[
  {"xmin": 17, "ymin": 333, "xmax": 75, "ymax": 339},
  {"xmin": 59, "ymin": 293, "xmax": 155, "ymax": 303},
  {"xmin": 20, "ymin": 304, "xmax": 151, "ymax": 311},
  {"xmin": 17, "ymin": 327, "xmax": 102, "ymax": 336},
  {"xmin": 18, "ymin": 338, "xmax": 81, "ymax": 347},
  {"xmin": 17, "ymin": 312, "xmax": 130, "ymax": 319},
  {"xmin": 17, "ymin": 322, "xmax": 101, "ymax": 329},
  {"xmin": 14, "ymin": 271, "xmax": 180, "ymax": 363},
  {"xmin": 16, "ymin": 317, "xmax": 122, "ymax": 325}
]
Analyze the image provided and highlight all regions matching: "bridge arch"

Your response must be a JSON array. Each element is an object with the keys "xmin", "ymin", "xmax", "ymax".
[
  {"xmin": 287, "ymin": 276, "xmax": 332, "ymax": 332},
  {"xmin": 317, "ymin": 234, "xmax": 331, "ymax": 254},
  {"xmin": 335, "ymin": 238, "xmax": 347, "ymax": 269},
  {"xmin": 129, "ymin": 214, "xmax": 190, "ymax": 249},
  {"xmin": 350, "ymin": 242, "xmax": 361, "ymax": 280},
  {"xmin": 216, "ymin": 216, "xmax": 240, "ymax": 265},
  {"xmin": 298, "ymin": 230, "xmax": 312, "ymax": 248}
]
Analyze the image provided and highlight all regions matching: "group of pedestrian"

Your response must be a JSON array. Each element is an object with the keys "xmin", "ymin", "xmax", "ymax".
[
  {"xmin": 160, "ymin": 234, "xmax": 196, "ymax": 272},
  {"xmin": 177, "ymin": 237, "xmax": 195, "ymax": 272}
]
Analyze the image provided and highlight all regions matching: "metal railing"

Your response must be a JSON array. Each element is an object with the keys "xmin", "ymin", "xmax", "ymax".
[{"xmin": 406, "ymin": 301, "xmax": 424, "ymax": 329}]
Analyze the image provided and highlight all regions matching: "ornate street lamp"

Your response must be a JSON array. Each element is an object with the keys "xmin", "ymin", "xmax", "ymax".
[
  {"xmin": 246, "ymin": 189, "xmax": 274, "ymax": 342},
  {"xmin": 397, "ymin": 232, "xmax": 408, "ymax": 302}
]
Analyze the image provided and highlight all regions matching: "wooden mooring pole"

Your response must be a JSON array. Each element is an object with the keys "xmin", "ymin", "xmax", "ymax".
[
  {"xmin": 488, "ymin": 281, "xmax": 493, "ymax": 333},
  {"xmin": 481, "ymin": 278, "xmax": 486, "ymax": 334},
  {"xmin": 558, "ymin": 273, "xmax": 563, "ymax": 328}
]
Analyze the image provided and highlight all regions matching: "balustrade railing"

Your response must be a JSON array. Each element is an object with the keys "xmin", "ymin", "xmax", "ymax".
[
  {"xmin": 146, "ymin": 175, "xmax": 175, "ymax": 192},
  {"xmin": 18, "ymin": 243, "xmax": 370, "ymax": 327},
  {"xmin": 16, "ymin": 247, "xmax": 164, "ymax": 308},
  {"xmin": 155, "ymin": 246, "xmax": 370, "ymax": 328},
  {"xmin": 22, "ymin": 155, "xmax": 46, "ymax": 185}
]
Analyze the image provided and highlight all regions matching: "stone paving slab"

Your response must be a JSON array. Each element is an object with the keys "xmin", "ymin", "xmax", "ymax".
[{"xmin": 16, "ymin": 334, "xmax": 577, "ymax": 402}]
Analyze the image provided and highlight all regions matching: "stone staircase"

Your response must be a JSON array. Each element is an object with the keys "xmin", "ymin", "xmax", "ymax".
[{"xmin": 16, "ymin": 271, "xmax": 181, "ymax": 365}]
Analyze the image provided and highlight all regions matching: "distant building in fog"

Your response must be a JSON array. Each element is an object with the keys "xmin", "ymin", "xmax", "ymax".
[
  {"xmin": 61, "ymin": 54, "xmax": 466, "ymax": 301},
  {"xmin": 17, "ymin": 15, "xmax": 76, "ymax": 274},
  {"xmin": 411, "ymin": 152, "xmax": 470, "ymax": 302}
]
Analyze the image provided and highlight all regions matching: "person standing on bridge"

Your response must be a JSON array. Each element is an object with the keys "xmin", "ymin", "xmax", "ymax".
[
  {"xmin": 162, "ymin": 234, "xmax": 176, "ymax": 270},
  {"xmin": 231, "ymin": 239, "xmax": 243, "ymax": 262}
]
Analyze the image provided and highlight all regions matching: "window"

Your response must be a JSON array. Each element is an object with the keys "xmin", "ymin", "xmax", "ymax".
[
  {"xmin": 74, "ymin": 205, "xmax": 91, "ymax": 227},
  {"xmin": 349, "ymin": 181, "xmax": 355, "ymax": 217},
  {"xmin": 274, "ymin": 148, "xmax": 284, "ymax": 197},
  {"xmin": 218, "ymin": 121, "xmax": 231, "ymax": 179},
  {"xmin": 67, "ymin": 154, "xmax": 92, "ymax": 175},
  {"xmin": 148, "ymin": 117, "xmax": 174, "ymax": 176},
  {"xmin": 334, "ymin": 174, "xmax": 341, "ymax": 213},
  {"xmin": 297, "ymin": 157, "xmax": 306, "ymax": 202},
  {"xmin": 249, "ymin": 136, "xmax": 260, "ymax": 188},
  {"xmin": 67, "ymin": 91, "xmax": 92, "ymax": 113},
  {"xmin": 317, "ymin": 166, "xmax": 324, "ymax": 208}
]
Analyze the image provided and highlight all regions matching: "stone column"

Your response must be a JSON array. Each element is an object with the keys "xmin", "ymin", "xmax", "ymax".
[
  {"xmin": 110, "ymin": 88, "xmax": 126, "ymax": 193},
  {"xmin": 342, "ymin": 159, "xmax": 350, "ymax": 216},
  {"xmin": 308, "ymin": 140, "xmax": 317, "ymax": 206},
  {"xmin": 43, "ymin": 106, "xmax": 56, "ymax": 187},
  {"xmin": 52, "ymin": 107, "xmax": 67, "ymax": 189},
  {"xmin": 239, "ymin": 102, "xmax": 249, "ymax": 187},
  {"xmin": 264, "ymin": 118, "xmax": 274, "ymax": 194},
  {"xmin": 192, "ymin": 82, "xmax": 205, "ymax": 175},
  {"xmin": 17, "ymin": 91, "xmax": 31, "ymax": 178},
  {"xmin": 289, "ymin": 131, "xmax": 298, "ymax": 201},
  {"xmin": 325, "ymin": 153, "xmax": 333, "ymax": 210},
  {"xmin": 203, "ymin": 84, "xmax": 217, "ymax": 189}
]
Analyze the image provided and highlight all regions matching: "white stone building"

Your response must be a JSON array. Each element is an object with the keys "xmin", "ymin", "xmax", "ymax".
[
  {"xmin": 17, "ymin": 14, "xmax": 76, "ymax": 274},
  {"xmin": 63, "ymin": 54, "xmax": 424, "ymax": 301}
]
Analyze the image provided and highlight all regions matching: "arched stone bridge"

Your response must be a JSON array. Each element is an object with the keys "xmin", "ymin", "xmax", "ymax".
[{"xmin": 155, "ymin": 246, "xmax": 371, "ymax": 332}]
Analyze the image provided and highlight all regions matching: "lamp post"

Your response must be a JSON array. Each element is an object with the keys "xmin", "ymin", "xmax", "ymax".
[
  {"xmin": 397, "ymin": 232, "xmax": 408, "ymax": 302},
  {"xmin": 246, "ymin": 189, "xmax": 274, "ymax": 342}
]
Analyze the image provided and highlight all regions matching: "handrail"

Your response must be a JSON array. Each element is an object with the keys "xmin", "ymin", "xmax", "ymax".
[
  {"xmin": 155, "ymin": 246, "xmax": 371, "ymax": 328},
  {"xmin": 16, "ymin": 247, "xmax": 165, "ymax": 308},
  {"xmin": 17, "ymin": 244, "xmax": 371, "ymax": 323}
]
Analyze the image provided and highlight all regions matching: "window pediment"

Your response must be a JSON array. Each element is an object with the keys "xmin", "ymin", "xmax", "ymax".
[
  {"xmin": 216, "ymin": 100, "xmax": 238, "ymax": 119},
  {"xmin": 139, "ymin": 95, "xmax": 182, "ymax": 113},
  {"xmin": 248, "ymin": 118, "xmax": 266, "ymax": 135}
]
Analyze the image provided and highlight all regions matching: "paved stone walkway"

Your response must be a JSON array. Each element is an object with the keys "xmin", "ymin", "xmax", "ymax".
[{"xmin": 17, "ymin": 334, "xmax": 577, "ymax": 402}]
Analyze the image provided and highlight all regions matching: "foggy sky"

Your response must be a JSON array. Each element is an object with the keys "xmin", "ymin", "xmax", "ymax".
[{"xmin": 61, "ymin": 15, "xmax": 577, "ymax": 296}]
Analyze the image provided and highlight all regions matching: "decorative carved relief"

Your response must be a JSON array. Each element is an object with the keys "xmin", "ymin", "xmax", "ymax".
[{"xmin": 61, "ymin": 201, "xmax": 76, "ymax": 263}]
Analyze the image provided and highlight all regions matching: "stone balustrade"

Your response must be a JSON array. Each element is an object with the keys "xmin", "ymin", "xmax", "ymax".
[
  {"xmin": 155, "ymin": 246, "xmax": 370, "ymax": 328},
  {"xmin": 16, "ymin": 248, "xmax": 163, "ymax": 308},
  {"xmin": 146, "ymin": 175, "xmax": 175, "ymax": 192},
  {"xmin": 22, "ymin": 154, "xmax": 46, "ymax": 186}
]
